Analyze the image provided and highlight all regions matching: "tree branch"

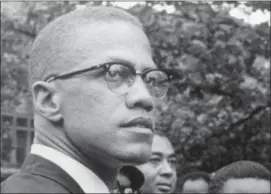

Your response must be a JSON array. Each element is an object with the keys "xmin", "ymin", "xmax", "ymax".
[
  {"xmin": 177, "ymin": 102, "xmax": 270, "ymax": 155},
  {"xmin": 227, "ymin": 102, "xmax": 270, "ymax": 131}
]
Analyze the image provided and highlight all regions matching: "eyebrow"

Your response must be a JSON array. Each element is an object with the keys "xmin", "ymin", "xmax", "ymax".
[
  {"xmin": 152, "ymin": 152, "xmax": 177, "ymax": 158},
  {"xmin": 169, "ymin": 154, "xmax": 177, "ymax": 159},
  {"xmin": 107, "ymin": 56, "xmax": 156, "ymax": 72}
]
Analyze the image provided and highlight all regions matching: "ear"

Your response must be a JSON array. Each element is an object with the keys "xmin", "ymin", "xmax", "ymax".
[{"xmin": 32, "ymin": 81, "xmax": 63, "ymax": 122}]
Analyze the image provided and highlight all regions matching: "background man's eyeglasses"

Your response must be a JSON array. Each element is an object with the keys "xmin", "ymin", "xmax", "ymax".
[{"xmin": 46, "ymin": 62, "xmax": 176, "ymax": 98}]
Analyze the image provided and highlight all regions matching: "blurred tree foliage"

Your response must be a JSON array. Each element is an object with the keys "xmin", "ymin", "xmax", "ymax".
[
  {"xmin": 1, "ymin": 1, "xmax": 270, "ymax": 191},
  {"xmin": 1, "ymin": 121, "xmax": 13, "ymax": 162}
]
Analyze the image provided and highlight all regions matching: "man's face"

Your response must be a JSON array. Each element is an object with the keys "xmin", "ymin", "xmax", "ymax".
[
  {"xmin": 137, "ymin": 135, "xmax": 177, "ymax": 193},
  {"xmin": 57, "ymin": 21, "xmax": 156, "ymax": 166},
  {"xmin": 221, "ymin": 178, "xmax": 270, "ymax": 193},
  {"xmin": 182, "ymin": 179, "xmax": 209, "ymax": 193}
]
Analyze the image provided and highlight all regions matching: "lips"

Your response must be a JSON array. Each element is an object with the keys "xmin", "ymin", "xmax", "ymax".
[
  {"xmin": 120, "ymin": 117, "xmax": 154, "ymax": 132},
  {"xmin": 157, "ymin": 183, "xmax": 172, "ymax": 192}
]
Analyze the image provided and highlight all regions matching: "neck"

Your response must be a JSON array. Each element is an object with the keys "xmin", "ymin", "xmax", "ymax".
[{"xmin": 34, "ymin": 116, "xmax": 120, "ymax": 190}]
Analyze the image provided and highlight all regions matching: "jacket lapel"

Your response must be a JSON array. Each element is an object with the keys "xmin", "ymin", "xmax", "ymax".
[{"xmin": 21, "ymin": 154, "xmax": 85, "ymax": 193}]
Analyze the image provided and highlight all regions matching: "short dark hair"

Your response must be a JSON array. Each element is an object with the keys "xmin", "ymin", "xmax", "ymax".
[
  {"xmin": 209, "ymin": 160, "xmax": 271, "ymax": 193},
  {"xmin": 179, "ymin": 171, "xmax": 210, "ymax": 192},
  {"xmin": 28, "ymin": 6, "xmax": 143, "ymax": 88},
  {"xmin": 118, "ymin": 166, "xmax": 145, "ymax": 190},
  {"xmin": 263, "ymin": 162, "xmax": 271, "ymax": 172}
]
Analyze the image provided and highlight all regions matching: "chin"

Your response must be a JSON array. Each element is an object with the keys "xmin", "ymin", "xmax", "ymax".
[{"xmin": 116, "ymin": 146, "xmax": 152, "ymax": 165}]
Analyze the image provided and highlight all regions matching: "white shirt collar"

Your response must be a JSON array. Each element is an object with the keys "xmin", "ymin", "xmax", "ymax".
[{"xmin": 30, "ymin": 144, "xmax": 110, "ymax": 193}]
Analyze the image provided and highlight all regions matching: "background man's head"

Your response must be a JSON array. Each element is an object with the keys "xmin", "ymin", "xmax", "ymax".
[
  {"xmin": 117, "ymin": 166, "xmax": 145, "ymax": 193},
  {"xmin": 29, "ymin": 6, "xmax": 157, "ymax": 168},
  {"xmin": 136, "ymin": 131, "xmax": 177, "ymax": 193},
  {"xmin": 263, "ymin": 162, "xmax": 271, "ymax": 173},
  {"xmin": 209, "ymin": 160, "xmax": 271, "ymax": 193},
  {"xmin": 179, "ymin": 171, "xmax": 210, "ymax": 193}
]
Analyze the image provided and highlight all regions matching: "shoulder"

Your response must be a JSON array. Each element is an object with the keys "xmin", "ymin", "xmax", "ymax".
[{"xmin": 1, "ymin": 172, "xmax": 70, "ymax": 193}]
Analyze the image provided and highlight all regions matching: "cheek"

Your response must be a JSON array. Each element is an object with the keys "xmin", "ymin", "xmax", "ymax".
[
  {"xmin": 60, "ymin": 80, "xmax": 128, "ymax": 137},
  {"xmin": 171, "ymin": 171, "xmax": 177, "ymax": 182},
  {"xmin": 61, "ymin": 80, "xmax": 118, "ymax": 121},
  {"xmin": 138, "ymin": 164, "xmax": 159, "ymax": 184},
  {"xmin": 60, "ymin": 81, "xmax": 123, "ymax": 146}
]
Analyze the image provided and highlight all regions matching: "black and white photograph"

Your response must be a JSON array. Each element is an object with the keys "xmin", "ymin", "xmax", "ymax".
[{"xmin": 1, "ymin": 1, "xmax": 270, "ymax": 193}]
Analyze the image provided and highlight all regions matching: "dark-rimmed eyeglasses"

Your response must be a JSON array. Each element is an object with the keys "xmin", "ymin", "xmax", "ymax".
[{"xmin": 45, "ymin": 62, "xmax": 175, "ymax": 98}]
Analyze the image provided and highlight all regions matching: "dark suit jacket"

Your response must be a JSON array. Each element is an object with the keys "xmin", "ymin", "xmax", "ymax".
[{"xmin": 1, "ymin": 154, "xmax": 85, "ymax": 193}]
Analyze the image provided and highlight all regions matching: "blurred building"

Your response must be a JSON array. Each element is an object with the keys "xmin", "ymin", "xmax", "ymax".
[{"xmin": 1, "ymin": 112, "xmax": 34, "ymax": 181}]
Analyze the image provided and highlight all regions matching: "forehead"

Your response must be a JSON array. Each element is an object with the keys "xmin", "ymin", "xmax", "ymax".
[
  {"xmin": 68, "ymin": 21, "xmax": 155, "ymax": 71},
  {"xmin": 151, "ymin": 135, "xmax": 175, "ymax": 156},
  {"xmin": 222, "ymin": 178, "xmax": 271, "ymax": 193},
  {"xmin": 183, "ymin": 179, "xmax": 209, "ymax": 192}
]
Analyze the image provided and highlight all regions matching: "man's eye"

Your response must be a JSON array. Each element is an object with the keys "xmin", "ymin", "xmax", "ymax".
[
  {"xmin": 105, "ymin": 65, "xmax": 131, "ymax": 81},
  {"xmin": 149, "ymin": 157, "xmax": 161, "ymax": 164},
  {"xmin": 105, "ymin": 69, "xmax": 123, "ymax": 82},
  {"xmin": 108, "ymin": 70, "xmax": 120, "ymax": 78},
  {"xmin": 168, "ymin": 159, "xmax": 177, "ymax": 168},
  {"xmin": 145, "ymin": 76, "xmax": 155, "ymax": 84}
]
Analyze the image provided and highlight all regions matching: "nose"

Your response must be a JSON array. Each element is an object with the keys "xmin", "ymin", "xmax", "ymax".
[
  {"xmin": 159, "ymin": 160, "xmax": 174, "ymax": 178},
  {"xmin": 126, "ymin": 76, "xmax": 154, "ymax": 112}
]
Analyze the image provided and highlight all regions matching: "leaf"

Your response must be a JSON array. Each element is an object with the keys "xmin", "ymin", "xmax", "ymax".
[
  {"xmin": 240, "ymin": 74, "xmax": 258, "ymax": 90},
  {"xmin": 219, "ymin": 24, "xmax": 232, "ymax": 33},
  {"xmin": 179, "ymin": 54, "xmax": 200, "ymax": 70},
  {"xmin": 197, "ymin": 113, "xmax": 208, "ymax": 124}
]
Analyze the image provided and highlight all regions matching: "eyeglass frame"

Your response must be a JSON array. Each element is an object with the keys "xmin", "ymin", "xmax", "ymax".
[{"xmin": 45, "ymin": 62, "xmax": 177, "ymax": 98}]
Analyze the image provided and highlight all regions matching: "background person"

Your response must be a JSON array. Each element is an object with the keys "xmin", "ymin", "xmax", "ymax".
[
  {"xmin": 179, "ymin": 171, "xmax": 210, "ymax": 193},
  {"xmin": 263, "ymin": 162, "xmax": 271, "ymax": 173},
  {"xmin": 209, "ymin": 160, "xmax": 271, "ymax": 193},
  {"xmin": 136, "ymin": 131, "xmax": 177, "ymax": 193},
  {"xmin": 116, "ymin": 166, "xmax": 145, "ymax": 194}
]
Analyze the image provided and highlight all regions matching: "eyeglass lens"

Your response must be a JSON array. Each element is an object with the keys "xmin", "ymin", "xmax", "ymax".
[{"xmin": 104, "ymin": 64, "xmax": 169, "ymax": 98}]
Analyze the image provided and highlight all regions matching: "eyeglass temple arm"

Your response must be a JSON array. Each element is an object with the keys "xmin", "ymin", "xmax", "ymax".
[{"xmin": 46, "ymin": 64, "xmax": 105, "ymax": 82}]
